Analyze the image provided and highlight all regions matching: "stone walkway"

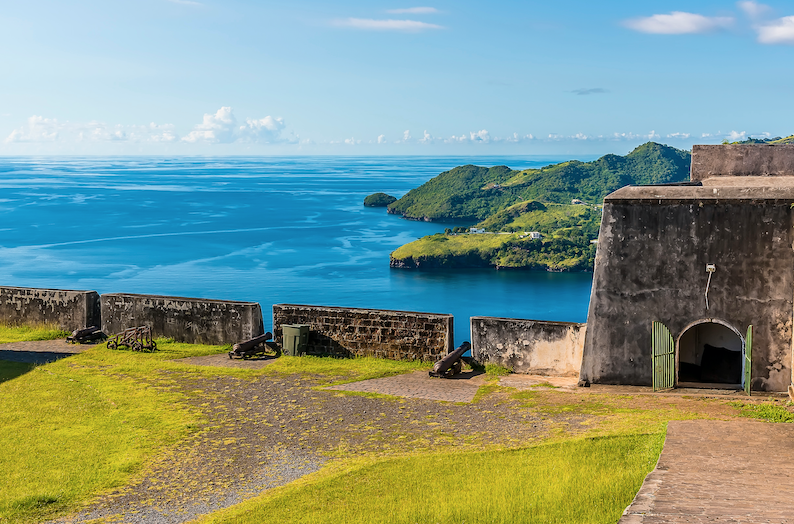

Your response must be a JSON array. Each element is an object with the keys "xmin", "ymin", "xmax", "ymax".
[
  {"xmin": 0, "ymin": 339, "xmax": 91, "ymax": 364},
  {"xmin": 326, "ymin": 369, "xmax": 488, "ymax": 403},
  {"xmin": 620, "ymin": 420, "xmax": 794, "ymax": 523}
]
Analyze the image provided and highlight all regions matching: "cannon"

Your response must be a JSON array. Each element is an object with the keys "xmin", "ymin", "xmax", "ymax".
[
  {"xmin": 228, "ymin": 332, "xmax": 274, "ymax": 359},
  {"xmin": 67, "ymin": 325, "xmax": 106, "ymax": 344},
  {"xmin": 107, "ymin": 326, "xmax": 157, "ymax": 352},
  {"xmin": 429, "ymin": 341, "xmax": 471, "ymax": 378}
]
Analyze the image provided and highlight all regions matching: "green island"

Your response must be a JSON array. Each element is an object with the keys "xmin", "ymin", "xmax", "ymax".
[
  {"xmin": 387, "ymin": 142, "xmax": 692, "ymax": 271},
  {"xmin": 363, "ymin": 192, "xmax": 397, "ymax": 207}
]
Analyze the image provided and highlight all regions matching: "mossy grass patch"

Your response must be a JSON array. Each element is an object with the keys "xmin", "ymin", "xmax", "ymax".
[
  {"xmin": 263, "ymin": 354, "xmax": 431, "ymax": 385},
  {"xmin": 0, "ymin": 322, "xmax": 70, "ymax": 344},
  {"xmin": 730, "ymin": 399, "xmax": 794, "ymax": 423}
]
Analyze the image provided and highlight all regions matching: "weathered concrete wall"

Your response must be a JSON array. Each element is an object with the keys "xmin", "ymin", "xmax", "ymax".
[
  {"xmin": 691, "ymin": 144, "xmax": 794, "ymax": 181},
  {"xmin": 272, "ymin": 304, "xmax": 453, "ymax": 361},
  {"xmin": 102, "ymin": 293, "xmax": 264, "ymax": 345},
  {"xmin": 471, "ymin": 317, "xmax": 586, "ymax": 376},
  {"xmin": 0, "ymin": 286, "xmax": 100, "ymax": 330},
  {"xmin": 581, "ymin": 186, "xmax": 794, "ymax": 391}
]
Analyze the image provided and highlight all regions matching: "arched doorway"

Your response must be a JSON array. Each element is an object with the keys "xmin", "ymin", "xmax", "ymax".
[{"xmin": 677, "ymin": 320, "xmax": 744, "ymax": 386}]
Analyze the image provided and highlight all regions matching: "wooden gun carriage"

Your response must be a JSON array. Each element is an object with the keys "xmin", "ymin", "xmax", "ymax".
[{"xmin": 107, "ymin": 326, "xmax": 157, "ymax": 352}]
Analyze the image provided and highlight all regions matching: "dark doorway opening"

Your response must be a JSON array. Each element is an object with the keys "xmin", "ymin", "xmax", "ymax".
[{"xmin": 678, "ymin": 322, "xmax": 743, "ymax": 386}]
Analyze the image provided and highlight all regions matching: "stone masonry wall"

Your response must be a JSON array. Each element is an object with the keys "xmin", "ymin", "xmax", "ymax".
[
  {"xmin": 0, "ymin": 286, "xmax": 101, "ymax": 330},
  {"xmin": 581, "ymin": 192, "xmax": 794, "ymax": 391},
  {"xmin": 102, "ymin": 293, "xmax": 264, "ymax": 345},
  {"xmin": 471, "ymin": 316, "xmax": 586, "ymax": 376},
  {"xmin": 691, "ymin": 144, "xmax": 794, "ymax": 181},
  {"xmin": 272, "ymin": 304, "xmax": 453, "ymax": 361}
]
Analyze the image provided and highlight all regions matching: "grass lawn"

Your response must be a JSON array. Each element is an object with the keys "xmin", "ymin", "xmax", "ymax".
[
  {"xmin": 0, "ymin": 339, "xmax": 236, "ymax": 523},
  {"xmin": 0, "ymin": 323, "xmax": 70, "ymax": 344},
  {"xmin": 5, "ymin": 330, "xmax": 787, "ymax": 524},
  {"xmin": 199, "ymin": 432, "xmax": 664, "ymax": 524},
  {"xmin": 0, "ymin": 361, "xmax": 34, "ymax": 384},
  {"xmin": 0, "ymin": 343, "xmax": 432, "ymax": 523}
]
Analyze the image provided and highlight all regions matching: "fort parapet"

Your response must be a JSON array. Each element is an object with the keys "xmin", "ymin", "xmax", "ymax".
[
  {"xmin": 0, "ymin": 286, "xmax": 100, "ymax": 330},
  {"xmin": 691, "ymin": 144, "xmax": 794, "ymax": 181},
  {"xmin": 272, "ymin": 304, "xmax": 453, "ymax": 361},
  {"xmin": 471, "ymin": 317, "xmax": 585, "ymax": 376},
  {"xmin": 101, "ymin": 293, "xmax": 264, "ymax": 345}
]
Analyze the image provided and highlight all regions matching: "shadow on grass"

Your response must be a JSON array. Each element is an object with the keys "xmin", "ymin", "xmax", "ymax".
[{"xmin": 0, "ymin": 360, "xmax": 36, "ymax": 384}]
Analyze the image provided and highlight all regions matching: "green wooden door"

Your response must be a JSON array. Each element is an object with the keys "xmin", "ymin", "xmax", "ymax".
[
  {"xmin": 652, "ymin": 321, "xmax": 675, "ymax": 391},
  {"xmin": 744, "ymin": 325, "xmax": 753, "ymax": 396}
]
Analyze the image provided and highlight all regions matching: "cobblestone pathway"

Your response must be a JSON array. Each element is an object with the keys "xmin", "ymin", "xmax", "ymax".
[{"xmin": 620, "ymin": 420, "xmax": 794, "ymax": 523}]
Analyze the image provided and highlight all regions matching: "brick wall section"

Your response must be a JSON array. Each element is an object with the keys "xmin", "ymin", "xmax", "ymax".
[
  {"xmin": 102, "ymin": 293, "xmax": 264, "ymax": 345},
  {"xmin": 0, "ymin": 286, "xmax": 100, "ymax": 330},
  {"xmin": 272, "ymin": 304, "xmax": 453, "ymax": 361},
  {"xmin": 471, "ymin": 316, "xmax": 586, "ymax": 376}
]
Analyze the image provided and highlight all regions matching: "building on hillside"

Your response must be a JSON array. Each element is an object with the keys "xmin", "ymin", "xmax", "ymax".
[{"xmin": 580, "ymin": 144, "xmax": 794, "ymax": 394}]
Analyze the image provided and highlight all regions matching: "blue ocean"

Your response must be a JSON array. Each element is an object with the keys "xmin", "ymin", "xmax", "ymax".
[{"xmin": 0, "ymin": 156, "xmax": 593, "ymax": 345}]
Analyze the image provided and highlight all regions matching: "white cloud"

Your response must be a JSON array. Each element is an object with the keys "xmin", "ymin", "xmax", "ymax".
[
  {"xmin": 728, "ymin": 130, "xmax": 747, "ymax": 141},
  {"xmin": 756, "ymin": 16, "xmax": 794, "ymax": 44},
  {"xmin": 181, "ymin": 107, "xmax": 287, "ymax": 144},
  {"xmin": 386, "ymin": 7, "xmax": 439, "ymax": 14},
  {"xmin": 333, "ymin": 18, "xmax": 443, "ymax": 31},
  {"xmin": 402, "ymin": 130, "xmax": 411, "ymax": 141},
  {"xmin": 239, "ymin": 116, "xmax": 286, "ymax": 143},
  {"xmin": 738, "ymin": 1, "xmax": 771, "ymax": 19},
  {"xmin": 149, "ymin": 123, "xmax": 178, "ymax": 142},
  {"xmin": 666, "ymin": 132, "xmax": 691, "ymax": 139},
  {"xmin": 419, "ymin": 130, "xmax": 433, "ymax": 143},
  {"xmin": 377, "ymin": 134, "xmax": 386, "ymax": 144},
  {"xmin": 624, "ymin": 12, "xmax": 733, "ymax": 34},
  {"xmin": 469, "ymin": 130, "xmax": 490, "ymax": 142},
  {"xmin": 5, "ymin": 115, "xmax": 62, "ymax": 142},
  {"xmin": 344, "ymin": 137, "xmax": 361, "ymax": 145},
  {"xmin": 182, "ymin": 106, "xmax": 237, "ymax": 143}
]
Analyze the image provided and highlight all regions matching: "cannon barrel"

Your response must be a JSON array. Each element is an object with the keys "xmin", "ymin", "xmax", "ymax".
[
  {"xmin": 71, "ymin": 325, "xmax": 100, "ymax": 338},
  {"xmin": 232, "ymin": 332, "xmax": 273, "ymax": 353},
  {"xmin": 432, "ymin": 341, "xmax": 471, "ymax": 376}
]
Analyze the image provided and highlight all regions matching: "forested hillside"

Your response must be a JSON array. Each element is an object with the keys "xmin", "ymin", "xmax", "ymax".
[{"xmin": 387, "ymin": 142, "xmax": 691, "ymax": 221}]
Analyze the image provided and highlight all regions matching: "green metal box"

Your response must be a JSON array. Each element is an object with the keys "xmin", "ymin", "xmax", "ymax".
[{"xmin": 282, "ymin": 324, "xmax": 310, "ymax": 356}]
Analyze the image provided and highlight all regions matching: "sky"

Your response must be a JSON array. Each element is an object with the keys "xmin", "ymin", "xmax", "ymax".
[{"xmin": 1, "ymin": 0, "xmax": 793, "ymax": 156}]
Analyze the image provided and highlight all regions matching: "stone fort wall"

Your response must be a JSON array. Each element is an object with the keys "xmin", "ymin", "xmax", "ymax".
[
  {"xmin": 471, "ymin": 316, "xmax": 586, "ymax": 376},
  {"xmin": 0, "ymin": 286, "xmax": 100, "ymax": 330},
  {"xmin": 272, "ymin": 304, "xmax": 453, "ymax": 361},
  {"xmin": 101, "ymin": 293, "xmax": 264, "ymax": 346}
]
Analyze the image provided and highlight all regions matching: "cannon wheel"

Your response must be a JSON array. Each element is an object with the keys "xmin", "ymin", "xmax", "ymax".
[
  {"xmin": 107, "ymin": 340, "xmax": 117, "ymax": 350},
  {"xmin": 132, "ymin": 341, "xmax": 143, "ymax": 352}
]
